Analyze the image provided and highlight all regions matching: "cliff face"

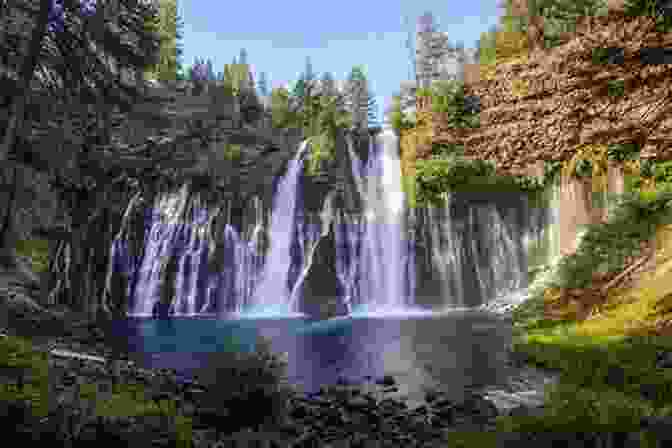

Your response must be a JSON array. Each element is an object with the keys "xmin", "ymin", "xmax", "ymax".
[{"xmin": 98, "ymin": 127, "xmax": 378, "ymax": 318}]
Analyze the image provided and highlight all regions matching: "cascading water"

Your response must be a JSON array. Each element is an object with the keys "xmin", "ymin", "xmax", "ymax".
[
  {"xmin": 111, "ymin": 140, "xmax": 322, "ymax": 318},
  {"xmin": 336, "ymin": 131, "xmax": 416, "ymax": 315},
  {"xmin": 117, "ymin": 183, "xmax": 267, "ymax": 317},
  {"xmin": 248, "ymin": 141, "xmax": 310, "ymax": 316},
  {"xmin": 110, "ymin": 127, "xmax": 557, "ymax": 319}
]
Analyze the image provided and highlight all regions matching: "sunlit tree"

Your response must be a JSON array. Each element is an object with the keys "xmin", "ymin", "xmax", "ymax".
[{"xmin": 344, "ymin": 65, "xmax": 377, "ymax": 130}]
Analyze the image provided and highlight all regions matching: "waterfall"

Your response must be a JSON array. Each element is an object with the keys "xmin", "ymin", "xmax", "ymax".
[
  {"xmin": 337, "ymin": 130, "xmax": 416, "ymax": 314},
  {"xmin": 422, "ymin": 193, "xmax": 531, "ymax": 309},
  {"xmin": 288, "ymin": 190, "xmax": 338, "ymax": 312},
  {"xmin": 109, "ymin": 129, "xmax": 552, "ymax": 319},
  {"xmin": 248, "ymin": 141, "xmax": 310, "ymax": 315}
]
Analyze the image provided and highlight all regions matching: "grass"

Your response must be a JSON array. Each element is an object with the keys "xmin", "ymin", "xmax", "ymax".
[
  {"xmin": 0, "ymin": 329, "xmax": 292, "ymax": 445},
  {"xmin": 0, "ymin": 333, "xmax": 194, "ymax": 443},
  {"xmin": 475, "ymin": 182, "xmax": 672, "ymax": 443}
]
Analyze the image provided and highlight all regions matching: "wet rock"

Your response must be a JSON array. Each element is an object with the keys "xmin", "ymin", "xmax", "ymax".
[
  {"xmin": 656, "ymin": 350, "xmax": 672, "ymax": 368},
  {"xmin": 641, "ymin": 415, "xmax": 672, "ymax": 440},
  {"xmin": 423, "ymin": 389, "xmax": 440, "ymax": 404},
  {"xmin": 507, "ymin": 404, "xmax": 546, "ymax": 418},
  {"xmin": 375, "ymin": 375, "xmax": 396, "ymax": 387}
]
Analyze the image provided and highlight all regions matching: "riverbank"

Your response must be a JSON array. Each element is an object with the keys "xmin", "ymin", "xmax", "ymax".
[
  {"xmin": 0, "ymin": 318, "xmax": 566, "ymax": 448},
  {"xmin": 0, "ymin": 266, "xmax": 563, "ymax": 448},
  {"xmin": 4, "ymin": 197, "xmax": 672, "ymax": 448}
]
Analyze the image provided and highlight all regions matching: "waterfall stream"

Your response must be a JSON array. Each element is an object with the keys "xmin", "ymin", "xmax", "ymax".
[{"xmin": 109, "ymin": 133, "xmax": 556, "ymax": 319}]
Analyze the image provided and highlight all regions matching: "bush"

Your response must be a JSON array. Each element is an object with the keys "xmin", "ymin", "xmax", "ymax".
[
  {"xmin": 190, "ymin": 335, "xmax": 293, "ymax": 431},
  {"xmin": 550, "ymin": 186, "xmax": 672, "ymax": 290},
  {"xmin": 415, "ymin": 154, "xmax": 544, "ymax": 206},
  {"xmin": 15, "ymin": 239, "xmax": 49, "ymax": 274}
]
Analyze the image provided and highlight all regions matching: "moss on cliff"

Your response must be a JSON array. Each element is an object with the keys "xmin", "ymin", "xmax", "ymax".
[{"xmin": 14, "ymin": 239, "xmax": 49, "ymax": 274}]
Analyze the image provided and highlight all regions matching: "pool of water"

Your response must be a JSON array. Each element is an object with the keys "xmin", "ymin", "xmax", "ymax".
[{"xmin": 109, "ymin": 309, "xmax": 513, "ymax": 407}]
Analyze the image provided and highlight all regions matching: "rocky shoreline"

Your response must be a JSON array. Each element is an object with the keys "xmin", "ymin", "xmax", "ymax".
[
  {"xmin": 0, "ymin": 261, "xmax": 566, "ymax": 447},
  {"xmin": 5, "ymin": 262, "xmax": 669, "ymax": 446},
  {"xmin": 0, "ymin": 314, "xmax": 572, "ymax": 448}
]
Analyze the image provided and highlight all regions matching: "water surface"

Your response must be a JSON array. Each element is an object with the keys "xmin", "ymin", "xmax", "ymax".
[{"xmin": 112, "ymin": 309, "xmax": 513, "ymax": 407}]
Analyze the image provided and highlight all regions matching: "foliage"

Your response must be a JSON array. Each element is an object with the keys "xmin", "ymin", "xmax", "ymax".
[
  {"xmin": 14, "ymin": 238, "xmax": 49, "ymax": 273},
  {"xmin": 607, "ymin": 142, "xmax": 640, "ymax": 163},
  {"xmin": 191, "ymin": 335, "xmax": 293, "ymax": 429},
  {"xmin": 269, "ymin": 86, "xmax": 299, "ymax": 129},
  {"xmin": 431, "ymin": 142, "xmax": 464, "ymax": 158},
  {"xmin": 144, "ymin": 0, "xmax": 185, "ymax": 83},
  {"xmin": 344, "ymin": 65, "xmax": 377, "ymax": 130},
  {"xmin": 269, "ymin": 64, "xmax": 354, "ymax": 176},
  {"xmin": 560, "ymin": 145, "xmax": 611, "ymax": 197},
  {"xmin": 303, "ymin": 92, "xmax": 352, "ymax": 176},
  {"xmin": 305, "ymin": 133, "xmax": 333, "ymax": 177},
  {"xmin": 389, "ymin": 94, "xmax": 415, "ymax": 132},
  {"xmin": 496, "ymin": 0, "xmax": 610, "ymax": 51},
  {"xmin": 650, "ymin": 161, "xmax": 672, "ymax": 185},
  {"xmin": 415, "ymin": 87, "xmax": 433, "ymax": 99},
  {"xmin": 222, "ymin": 143, "xmax": 242, "ymax": 161},
  {"xmin": 504, "ymin": 283, "xmax": 672, "ymax": 442},
  {"xmin": 476, "ymin": 24, "xmax": 500, "ymax": 67},
  {"xmin": 543, "ymin": 160, "xmax": 563, "ymax": 186},
  {"xmin": 429, "ymin": 80, "xmax": 480, "ymax": 129},
  {"xmin": 188, "ymin": 57, "xmax": 215, "ymax": 83},
  {"xmin": 623, "ymin": 0, "xmax": 672, "ymax": 33},
  {"xmin": 415, "ymin": 154, "xmax": 544, "ymax": 206},
  {"xmin": 257, "ymin": 71, "xmax": 269, "ymax": 98},
  {"xmin": 592, "ymin": 47, "xmax": 626, "ymax": 65},
  {"xmin": 548, "ymin": 186, "xmax": 672, "ymax": 291}
]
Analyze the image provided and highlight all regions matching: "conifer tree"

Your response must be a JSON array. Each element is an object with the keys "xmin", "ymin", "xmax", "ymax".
[
  {"xmin": 344, "ymin": 65, "xmax": 377, "ymax": 130},
  {"xmin": 144, "ymin": 0, "xmax": 185, "ymax": 82},
  {"xmin": 257, "ymin": 71, "xmax": 269, "ymax": 97}
]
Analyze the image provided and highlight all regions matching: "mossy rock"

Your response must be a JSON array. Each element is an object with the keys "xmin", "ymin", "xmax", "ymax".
[{"xmin": 14, "ymin": 239, "xmax": 49, "ymax": 274}]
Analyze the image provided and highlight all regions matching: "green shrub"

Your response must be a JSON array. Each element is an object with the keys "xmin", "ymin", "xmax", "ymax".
[
  {"xmin": 415, "ymin": 154, "xmax": 544, "ymax": 206},
  {"xmin": 222, "ymin": 143, "xmax": 242, "ymax": 161},
  {"xmin": 389, "ymin": 94, "xmax": 415, "ymax": 132},
  {"xmin": 191, "ymin": 335, "xmax": 293, "ymax": 430},
  {"xmin": 550, "ymin": 186, "xmax": 672, "ymax": 290},
  {"xmin": 623, "ymin": 0, "xmax": 672, "ymax": 33},
  {"xmin": 431, "ymin": 142, "xmax": 464, "ymax": 158},
  {"xmin": 305, "ymin": 133, "xmax": 336, "ymax": 177},
  {"xmin": 496, "ymin": 382, "xmax": 656, "ymax": 434},
  {"xmin": 428, "ymin": 80, "xmax": 480, "ymax": 129},
  {"xmin": 15, "ymin": 239, "xmax": 49, "ymax": 274},
  {"xmin": 607, "ymin": 142, "xmax": 640, "ymax": 163}
]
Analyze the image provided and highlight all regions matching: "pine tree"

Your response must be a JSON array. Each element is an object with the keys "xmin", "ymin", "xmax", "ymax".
[
  {"xmin": 319, "ymin": 71, "xmax": 338, "ymax": 98},
  {"xmin": 144, "ymin": 0, "xmax": 184, "ymax": 82},
  {"xmin": 344, "ymin": 65, "xmax": 377, "ymax": 130},
  {"xmin": 304, "ymin": 56, "xmax": 315, "ymax": 85},
  {"xmin": 417, "ymin": 11, "xmax": 436, "ymax": 33},
  {"xmin": 257, "ymin": 71, "xmax": 269, "ymax": 97},
  {"xmin": 206, "ymin": 58, "xmax": 216, "ymax": 81}
]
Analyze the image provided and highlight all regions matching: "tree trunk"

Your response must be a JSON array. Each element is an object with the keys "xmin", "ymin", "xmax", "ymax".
[
  {"xmin": 44, "ymin": 190, "xmax": 130, "ymax": 320},
  {"xmin": 0, "ymin": 0, "xmax": 52, "ymax": 268},
  {"xmin": 0, "ymin": 0, "xmax": 52, "ymax": 163},
  {"xmin": 0, "ymin": 164, "xmax": 18, "ymax": 267}
]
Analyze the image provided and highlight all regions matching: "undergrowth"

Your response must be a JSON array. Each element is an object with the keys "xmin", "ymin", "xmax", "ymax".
[
  {"xmin": 14, "ymin": 239, "xmax": 49, "ymax": 274},
  {"xmin": 0, "ymin": 331, "xmax": 292, "ymax": 447},
  {"xmin": 498, "ymin": 183, "xmax": 672, "ymax": 443},
  {"xmin": 559, "ymin": 186, "xmax": 672, "ymax": 290}
]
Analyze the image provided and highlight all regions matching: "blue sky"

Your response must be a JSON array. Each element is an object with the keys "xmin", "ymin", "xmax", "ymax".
[{"xmin": 180, "ymin": 1, "xmax": 505, "ymax": 124}]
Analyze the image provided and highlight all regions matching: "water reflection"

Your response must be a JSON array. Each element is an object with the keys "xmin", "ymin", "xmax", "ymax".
[{"xmin": 116, "ymin": 310, "xmax": 512, "ymax": 407}]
